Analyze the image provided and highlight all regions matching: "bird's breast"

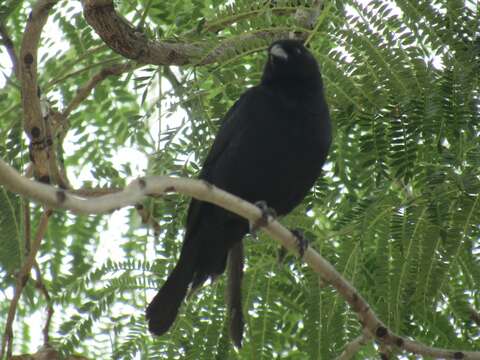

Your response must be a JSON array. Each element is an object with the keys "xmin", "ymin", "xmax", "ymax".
[{"xmin": 233, "ymin": 109, "xmax": 328, "ymax": 213}]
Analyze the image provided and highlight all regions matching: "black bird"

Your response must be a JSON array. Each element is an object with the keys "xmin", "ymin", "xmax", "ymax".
[{"xmin": 146, "ymin": 39, "xmax": 332, "ymax": 346}]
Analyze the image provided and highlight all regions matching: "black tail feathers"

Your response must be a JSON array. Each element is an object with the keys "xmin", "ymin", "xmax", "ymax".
[
  {"xmin": 227, "ymin": 242, "xmax": 245, "ymax": 347},
  {"xmin": 146, "ymin": 255, "xmax": 195, "ymax": 335},
  {"xmin": 146, "ymin": 217, "xmax": 247, "ymax": 337}
]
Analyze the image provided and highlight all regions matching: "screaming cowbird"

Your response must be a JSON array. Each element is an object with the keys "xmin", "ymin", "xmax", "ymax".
[{"xmin": 146, "ymin": 39, "xmax": 332, "ymax": 346}]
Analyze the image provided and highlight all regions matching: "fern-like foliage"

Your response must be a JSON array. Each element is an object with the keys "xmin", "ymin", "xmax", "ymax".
[{"xmin": 0, "ymin": 0, "xmax": 479, "ymax": 358}]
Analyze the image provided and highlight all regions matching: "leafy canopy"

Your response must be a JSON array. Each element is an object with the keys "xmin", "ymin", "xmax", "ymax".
[{"xmin": 0, "ymin": 0, "xmax": 478, "ymax": 359}]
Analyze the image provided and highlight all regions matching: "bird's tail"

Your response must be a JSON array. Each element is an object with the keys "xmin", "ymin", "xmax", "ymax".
[
  {"xmin": 146, "ymin": 241, "xmax": 197, "ymax": 336},
  {"xmin": 227, "ymin": 241, "xmax": 245, "ymax": 348}
]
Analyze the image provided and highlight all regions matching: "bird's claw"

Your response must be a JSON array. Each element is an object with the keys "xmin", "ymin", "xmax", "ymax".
[
  {"xmin": 250, "ymin": 201, "xmax": 277, "ymax": 236},
  {"xmin": 291, "ymin": 229, "xmax": 309, "ymax": 258}
]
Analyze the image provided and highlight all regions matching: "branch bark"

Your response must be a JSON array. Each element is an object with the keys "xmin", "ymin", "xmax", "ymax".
[
  {"xmin": 0, "ymin": 210, "xmax": 51, "ymax": 360},
  {"xmin": 19, "ymin": 0, "xmax": 59, "ymax": 183},
  {"xmin": 81, "ymin": 0, "xmax": 306, "ymax": 66},
  {"xmin": 62, "ymin": 62, "xmax": 136, "ymax": 118},
  {"xmin": 0, "ymin": 158, "xmax": 479, "ymax": 360},
  {"xmin": 336, "ymin": 333, "xmax": 371, "ymax": 360}
]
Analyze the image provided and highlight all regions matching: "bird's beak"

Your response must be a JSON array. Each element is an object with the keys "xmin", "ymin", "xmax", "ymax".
[{"xmin": 270, "ymin": 44, "xmax": 288, "ymax": 60}]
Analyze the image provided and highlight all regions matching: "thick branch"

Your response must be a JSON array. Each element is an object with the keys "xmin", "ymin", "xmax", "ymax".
[
  {"xmin": 82, "ymin": 0, "xmax": 202, "ymax": 65},
  {"xmin": 19, "ymin": 0, "xmax": 59, "ymax": 183},
  {"xmin": 81, "ymin": 0, "xmax": 305, "ymax": 66},
  {"xmin": 0, "ymin": 158, "xmax": 479, "ymax": 359}
]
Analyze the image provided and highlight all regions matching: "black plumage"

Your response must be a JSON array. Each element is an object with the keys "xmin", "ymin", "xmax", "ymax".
[{"xmin": 146, "ymin": 39, "xmax": 332, "ymax": 344}]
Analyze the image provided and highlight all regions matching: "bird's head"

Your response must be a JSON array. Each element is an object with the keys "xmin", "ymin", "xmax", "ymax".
[{"xmin": 261, "ymin": 39, "xmax": 322, "ymax": 88}]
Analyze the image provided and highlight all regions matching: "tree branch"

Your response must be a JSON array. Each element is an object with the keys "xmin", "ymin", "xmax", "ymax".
[
  {"xmin": 19, "ymin": 0, "xmax": 59, "ymax": 183},
  {"xmin": 379, "ymin": 342, "xmax": 396, "ymax": 359},
  {"xmin": 62, "ymin": 62, "xmax": 136, "ymax": 118},
  {"xmin": 186, "ymin": 6, "xmax": 297, "ymax": 35},
  {"xmin": 0, "ymin": 210, "xmax": 51, "ymax": 360},
  {"xmin": 0, "ymin": 158, "xmax": 478, "ymax": 359},
  {"xmin": 0, "ymin": 23, "xmax": 19, "ymax": 79},
  {"xmin": 336, "ymin": 333, "xmax": 371, "ymax": 360},
  {"xmin": 33, "ymin": 261, "xmax": 54, "ymax": 345},
  {"xmin": 81, "ymin": 0, "xmax": 308, "ymax": 66}
]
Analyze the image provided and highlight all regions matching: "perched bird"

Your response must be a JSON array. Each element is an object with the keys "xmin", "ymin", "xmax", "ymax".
[{"xmin": 146, "ymin": 39, "xmax": 332, "ymax": 346}]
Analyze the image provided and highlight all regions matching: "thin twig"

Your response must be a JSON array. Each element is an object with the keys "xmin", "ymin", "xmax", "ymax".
[
  {"xmin": 0, "ymin": 23, "xmax": 19, "ymax": 78},
  {"xmin": 23, "ymin": 200, "xmax": 31, "ymax": 254},
  {"xmin": 33, "ymin": 261, "xmax": 54, "ymax": 345},
  {"xmin": 185, "ymin": 6, "xmax": 297, "ymax": 35},
  {"xmin": 0, "ymin": 210, "xmax": 51, "ymax": 359},
  {"xmin": 336, "ymin": 332, "xmax": 371, "ymax": 360},
  {"xmin": 62, "ymin": 62, "xmax": 135, "ymax": 118}
]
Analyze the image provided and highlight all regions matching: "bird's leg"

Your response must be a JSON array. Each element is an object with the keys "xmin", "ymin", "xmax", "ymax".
[
  {"xmin": 291, "ymin": 228, "xmax": 309, "ymax": 258},
  {"xmin": 277, "ymin": 246, "xmax": 287, "ymax": 263},
  {"xmin": 250, "ymin": 201, "xmax": 277, "ymax": 237}
]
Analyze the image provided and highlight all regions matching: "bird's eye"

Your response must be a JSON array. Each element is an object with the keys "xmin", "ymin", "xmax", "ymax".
[{"xmin": 294, "ymin": 47, "xmax": 302, "ymax": 55}]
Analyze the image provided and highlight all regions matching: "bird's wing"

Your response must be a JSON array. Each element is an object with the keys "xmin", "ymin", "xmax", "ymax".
[
  {"xmin": 185, "ymin": 86, "xmax": 269, "ymax": 230},
  {"xmin": 201, "ymin": 86, "xmax": 262, "ymax": 174}
]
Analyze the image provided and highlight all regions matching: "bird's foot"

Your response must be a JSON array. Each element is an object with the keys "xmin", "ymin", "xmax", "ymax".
[
  {"xmin": 250, "ymin": 201, "xmax": 277, "ymax": 236},
  {"xmin": 291, "ymin": 228, "xmax": 309, "ymax": 258}
]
